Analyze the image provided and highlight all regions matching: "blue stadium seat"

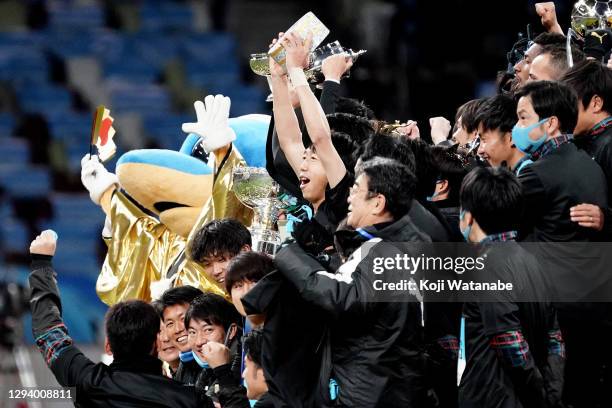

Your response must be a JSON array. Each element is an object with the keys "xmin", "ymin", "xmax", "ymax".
[
  {"xmin": 16, "ymin": 85, "xmax": 72, "ymax": 115},
  {"xmin": 185, "ymin": 60, "xmax": 241, "ymax": 90},
  {"xmin": 0, "ymin": 166, "xmax": 51, "ymax": 198},
  {"xmin": 0, "ymin": 47, "xmax": 49, "ymax": 85},
  {"xmin": 180, "ymin": 33, "xmax": 237, "ymax": 63},
  {"xmin": 0, "ymin": 138, "xmax": 29, "ymax": 166},
  {"xmin": 104, "ymin": 58, "xmax": 160, "ymax": 84},
  {"xmin": 0, "ymin": 219, "xmax": 29, "ymax": 253},
  {"xmin": 0, "ymin": 113, "xmax": 15, "ymax": 138},
  {"xmin": 50, "ymin": 193, "xmax": 101, "ymax": 222},
  {"xmin": 128, "ymin": 32, "xmax": 179, "ymax": 66},
  {"xmin": 142, "ymin": 113, "xmax": 192, "ymax": 150},
  {"xmin": 109, "ymin": 84, "xmax": 171, "ymax": 114},
  {"xmin": 42, "ymin": 28, "xmax": 96, "ymax": 58},
  {"xmin": 140, "ymin": 3, "xmax": 194, "ymax": 32},
  {"xmin": 48, "ymin": 3, "xmax": 104, "ymax": 30},
  {"xmin": 46, "ymin": 112, "xmax": 92, "ymax": 144},
  {"xmin": 207, "ymin": 85, "xmax": 267, "ymax": 116}
]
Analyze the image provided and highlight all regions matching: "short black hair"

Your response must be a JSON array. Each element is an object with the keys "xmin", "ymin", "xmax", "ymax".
[
  {"xmin": 406, "ymin": 139, "xmax": 439, "ymax": 200},
  {"xmin": 326, "ymin": 112, "xmax": 375, "ymax": 145},
  {"xmin": 356, "ymin": 157, "xmax": 416, "ymax": 220},
  {"xmin": 225, "ymin": 251, "xmax": 274, "ymax": 293},
  {"xmin": 538, "ymin": 45, "xmax": 585, "ymax": 80},
  {"xmin": 184, "ymin": 292, "xmax": 242, "ymax": 331},
  {"xmin": 335, "ymin": 97, "xmax": 376, "ymax": 119},
  {"xmin": 515, "ymin": 80, "xmax": 579, "ymax": 134},
  {"xmin": 158, "ymin": 285, "xmax": 203, "ymax": 319},
  {"xmin": 431, "ymin": 146, "xmax": 471, "ymax": 206},
  {"xmin": 533, "ymin": 32, "xmax": 566, "ymax": 47},
  {"xmin": 456, "ymin": 99, "xmax": 486, "ymax": 133},
  {"xmin": 357, "ymin": 133, "xmax": 416, "ymax": 173},
  {"xmin": 460, "ymin": 167, "xmax": 524, "ymax": 235},
  {"xmin": 189, "ymin": 218, "xmax": 252, "ymax": 263},
  {"xmin": 475, "ymin": 94, "xmax": 518, "ymax": 134},
  {"xmin": 562, "ymin": 59, "xmax": 612, "ymax": 114},
  {"xmin": 306, "ymin": 130, "xmax": 359, "ymax": 174},
  {"xmin": 106, "ymin": 300, "xmax": 160, "ymax": 360},
  {"xmin": 243, "ymin": 329, "xmax": 264, "ymax": 367}
]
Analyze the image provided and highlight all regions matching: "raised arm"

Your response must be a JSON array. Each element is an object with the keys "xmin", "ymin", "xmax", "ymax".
[
  {"xmin": 269, "ymin": 40, "xmax": 305, "ymax": 176},
  {"xmin": 283, "ymin": 32, "xmax": 347, "ymax": 188},
  {"xmin": 29, "ymin": 230, "xmax": 95, "ymax": 387}
]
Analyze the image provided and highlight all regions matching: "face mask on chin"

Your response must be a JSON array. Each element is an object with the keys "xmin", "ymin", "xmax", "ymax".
[{"xmin": 511, "ymin": 118, "xmax": 550, "ymax": 154}]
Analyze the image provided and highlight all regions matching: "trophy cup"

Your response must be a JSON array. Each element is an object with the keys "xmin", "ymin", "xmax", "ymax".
[
  {"xmin": 567, "ymin": 1, "xmax": 612, "ymax": 65},
  {"xmin": 249, "ymin": 41, "xmax": 366, "ymax": 99},
  {"xmin": 231, "ymin": 167, "xmax": 283, "ymax": 255}
]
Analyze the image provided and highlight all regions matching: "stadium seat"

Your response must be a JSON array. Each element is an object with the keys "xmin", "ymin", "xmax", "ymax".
[
  {"xmin": 0, "ymin": 138, "xmax": 29, "ymax": 166},
  {"xmin": 0, "ymin": 165, "xmax": 51, "ymax": 198}
]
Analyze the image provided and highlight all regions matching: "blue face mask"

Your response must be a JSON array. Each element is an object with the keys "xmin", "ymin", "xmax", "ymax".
[
  {"xmin": 192, "ymin": 350, "xmax": 209, "ymax": 369},
  {"xmin": 511, "ymin": 118, "xmax": 549, "ymax": 154},
  {"xmin": 459, "ymin": 209, "xmax": 472, "ymax": 242},
  {"xmin": 179, "ymin": 350, "xmax": 194, "ymax": 363}
]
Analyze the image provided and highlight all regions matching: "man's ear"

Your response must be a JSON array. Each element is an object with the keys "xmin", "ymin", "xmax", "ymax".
[
  {"xmin": 591, "ymin": 94, "xmax": 604, "ymax": 114},
  {"xmin": 227, "ymin": 323, "xmax": 238, "ymax": 342},
  {"xmin": 104, "ymin": 337, "xmax": 113, "ymax": 356},
  {"xmin": 546, "ymin": 116, "xmax": 561, "ymax": 135},
  {"xmin": 437, "ymin": 180, "xmax": 449, "ymax": 195},
  {"xmin": 241, "ymin": 244, "xmax": 251, "ymax": 252},
  {"xmin": 464, "ymin": 210, "xmax": 474, "ymax": 226},
  {"xmin": 372, "ymin": 194, "xmax": 387, "ymax": 216}
]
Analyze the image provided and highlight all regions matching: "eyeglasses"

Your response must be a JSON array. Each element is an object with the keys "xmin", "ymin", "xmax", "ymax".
[{"xmin": 349, "ymin": 185, "xmax": 377, "ymax": 198}]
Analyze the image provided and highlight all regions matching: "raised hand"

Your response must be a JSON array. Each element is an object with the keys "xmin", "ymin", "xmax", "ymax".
[
  {"xmin": 200, "ymin": 341, "xmax": 230, "ymax": 369},
  {"xmin": 535, "ymin": 2, "xmax": 563, "ymax": 34},
  {"xmin": 181, "ymin": 95, "xmax": 236, "ymax": 153},
  {"xmin": 322, "ymin": 53, "xmax": 353, "ymax": 82},
  {"xmin": 30, "ymin": 230, "xmax": 58, "ymax": 256},
  {"xmin": 80, "ymin": 154, "xmax": 119, "ymax": 205},
  {"xmin": 429, "ymin": 116, "xmax": 452, "ymax": 145},
  {"xmin": 282, "ymin": 31, "xmax": 313, "ymax": 70}
]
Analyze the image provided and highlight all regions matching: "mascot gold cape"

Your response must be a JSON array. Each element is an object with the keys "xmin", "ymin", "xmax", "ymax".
[{"xmin": 80, "ymin": 95, "xmax": 269, "ymax": 305}]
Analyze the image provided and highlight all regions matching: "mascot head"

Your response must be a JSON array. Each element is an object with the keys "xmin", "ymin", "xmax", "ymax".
[{"xmin": 115, "ymin": 114, "xmax": 270, "ymax": 238}]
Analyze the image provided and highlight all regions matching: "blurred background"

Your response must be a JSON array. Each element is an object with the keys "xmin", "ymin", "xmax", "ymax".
[{"xmin": 0, "ymin": 0, "xmax": 573, "ymax": 403}]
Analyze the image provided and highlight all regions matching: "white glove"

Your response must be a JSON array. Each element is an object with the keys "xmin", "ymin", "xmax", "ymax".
[
  {"xmin": 80, "ymin": 154, "xmax": 119, "ymax": 205},
  {"xmin": 181, "ymin": 94, "xmax": 236, "ymax": 152}
]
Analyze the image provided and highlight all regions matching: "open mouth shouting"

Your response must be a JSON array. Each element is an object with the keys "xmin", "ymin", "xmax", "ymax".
[{"xmin": 299, "ymin": 175, "xmax": 311, "ymax": 190}]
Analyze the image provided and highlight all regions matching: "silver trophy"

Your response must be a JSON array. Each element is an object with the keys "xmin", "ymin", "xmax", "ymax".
[
  {"xmin": 567, "ymin": 0, "xmax": 612, "ymax": 66},
  {"xmin": 249, "ymin": 41, "xmax": 366, "ymax": 97},
  {"xmin": 231, "ymin": 167, "xmax": 283, "ymax": 255}
]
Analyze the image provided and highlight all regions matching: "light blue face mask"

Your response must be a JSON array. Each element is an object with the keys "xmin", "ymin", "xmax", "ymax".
[
  {"xmin": 459, "ymin": 209, "xmax": 472, "ymax": 242},
  {"xmin": 192, "ymin": 350, "xmax": 209, "ymax": 369},
  {"xmin": 511, "ymin": 118, "xmax": 549, "ymax": 155},
  {"xmin": 179, "ymin": 350, "xmax": 194, "ymax": 363}
]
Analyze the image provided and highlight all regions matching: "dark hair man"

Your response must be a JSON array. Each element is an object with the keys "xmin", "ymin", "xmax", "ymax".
[
  {"xmin": 562, "ymin": 60, "xmax": 612, "ymax": 236},
  {"xmin": 193, "ymin": 329, "xmax": 272, "ymax": 408},
  {"xmin": 225, "ymin": 251, "xmax": 274, "ymax": 316},
  {"xmin": 275, "ymin": 157, "xmax": 430, "ymax": 407},
  {"xmin": 184, "ymin": 293, "xmax": 242, "ymax": 404},
  {"xmin": 189, "ymin": 218, "xmax": 252, "ymax": 285},
  {"xmin": 453, "ymin": 98, "xmax": 486, "ymax": 148},
  {"xmin": 513, "ymin": 32, "xmax": 566, "ymax": 88},
  {"xmin": 159, "ymin": 285, "xmax": 204, "ymax": 385},
  {"xmin": 514, "ymin": 80, "xmax": 610, "ymax": 408},
  {"xmin": 458, "ymin": 168, "xmax": 564, "ymax": 407},
  {"xmin": 475, "ymin": 94, "xmax": 530, "ymax": 175},
  {"xmin": 513, "ymin": 80, "xmax": 608, "ymax": 241},
  {"xmin": 359, "ymin": 134, "xmax": 451, "ymax": 242},
  {"xmin": 29, "ymin": 230, "xmax": 201, "ymax": 407},
  {"xmin": 528, "ymin": 45, "xmax": 585, "ymax": 82}
]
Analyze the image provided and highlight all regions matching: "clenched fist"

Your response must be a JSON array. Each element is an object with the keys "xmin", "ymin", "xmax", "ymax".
[{"xmin": 30, "ymin": 230, "xmax": 58, "ymax": 256}]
